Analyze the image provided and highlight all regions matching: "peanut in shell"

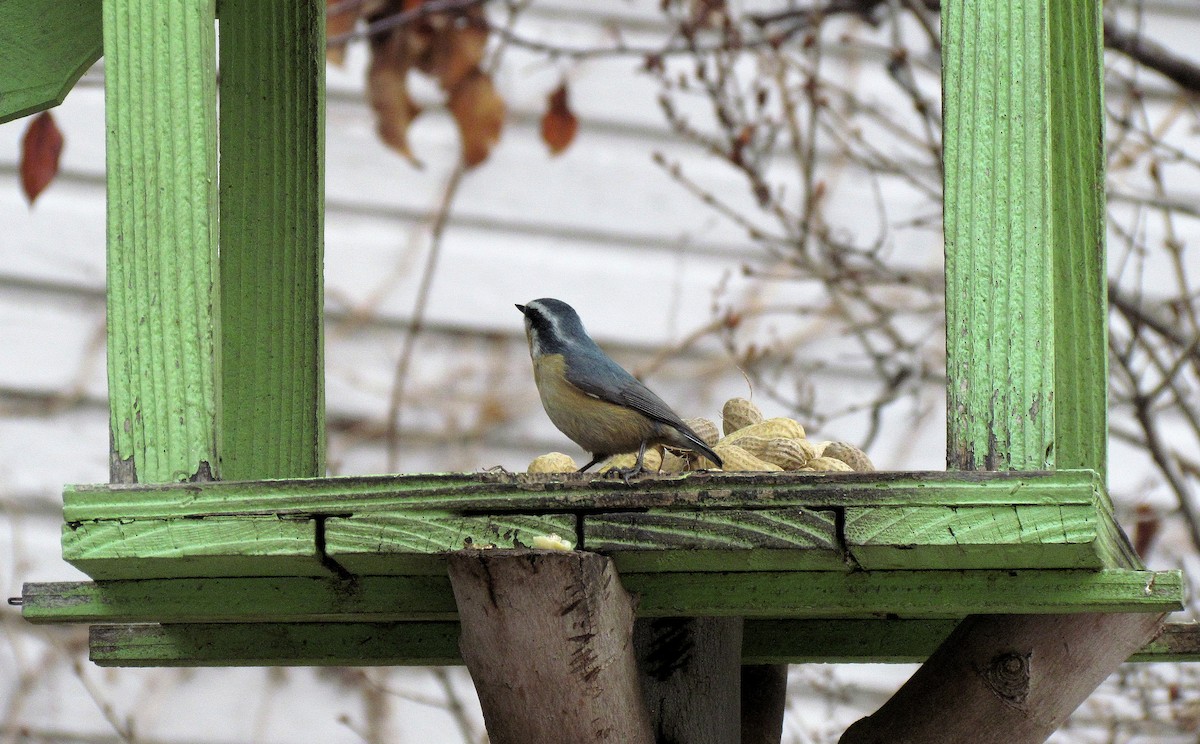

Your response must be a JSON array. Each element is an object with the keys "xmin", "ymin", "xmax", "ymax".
[
  {"xmin": 806, "ymin": 456, "xmax": 855, "ymax": 472},
  {"xmin": 722, "ymin": 397, "xmax": 764, "ymax": 435},
  {"xmin": 661, "ymin": 451, "xmax": 690, "ymax": 473},
  {"xmin": 721, "ymin": 417, "xmax": 806, "ymax": 445},
  {"xmin": 527, "ymin": 452, "xmax": 578, "ymax": 474},
  {"xmin": 710, "ymin": 443, "xmax": 783, "ymax": 472},
  {"xmin": 821, "ymin": 441, "xmax": 875, "ymax": 472}
]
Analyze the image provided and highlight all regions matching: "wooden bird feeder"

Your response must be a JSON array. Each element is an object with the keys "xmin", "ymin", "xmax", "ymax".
[{"xmin": 4, "ymin": 1, "xmax": 1193, "ymax": 742}]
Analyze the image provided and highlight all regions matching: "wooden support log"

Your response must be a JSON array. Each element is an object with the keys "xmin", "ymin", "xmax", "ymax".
[
  {"xmin": 447, "ymin": 550, "xmax": 653, "ymax": 744},
  {"xmin": 839, "ymin": 612, "xmax": 1166, "ymax": 743},
  {"xmin": 633, "ymin": 617, "xmax": 742, "ymax": 744},
  {"xmin": 741, "ymin": 664, "xmax": 788, "ymax": 744}
]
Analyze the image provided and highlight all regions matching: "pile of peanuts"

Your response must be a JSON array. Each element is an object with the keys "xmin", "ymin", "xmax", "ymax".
[{"xmin": 527, "ymin": 397, "xmax": 873, "ymax": 474}]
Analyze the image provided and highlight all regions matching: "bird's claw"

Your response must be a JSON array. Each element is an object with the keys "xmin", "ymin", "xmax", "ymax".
[{"xmin": 605, "ymin": 465, "xmax": 645, "ymax": 486}]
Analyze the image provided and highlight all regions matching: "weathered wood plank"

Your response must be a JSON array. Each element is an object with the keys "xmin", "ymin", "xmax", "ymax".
[
  {"xmin": 944, "ymin": 0, "xmax": 1054, "ymax": 472},
  {"xmin": 104, "ymin": 0, "xmax": 220, "ymax": 483},
  {"xmin": 62, "ymin": 470, "xmax": 1102, "ymax": 521},
  {"xmin": 20, "ymin": 569, "xmax": 1183, "ymax": 625},
  {"xmin": 587, "ymin": 508, "xmax": 842, "ymax": 572},
  {"xmin": 90, "ymin": 621, "xmax": 464, "ymax": 667},
  {"xmin": 56, "ymin": 503, "xmax": 1134, "ymax": 580},
  {"xmin": 844, "ymin": 504, "xmax": 1105, "ymax": 569},
  {"xmin": 85, "ymin": 620, "xmax": 1200, "ymax": 667},
  {"xmin": 23, "ymin": 576, "xmax": 460, "ymax": 623},
  {"xmin": 62, "ymin": 516, "xmax": 327, "ymax": 579},
  {"xmin": 745, "ymin": 620, "xmax": 1200, "ymax": 665},
  {"xmin": 627, "ymin": 568, "xmax": 1182, "ymax": 618},
  {"xmin": 324, "ymin": 513, "xmax": 577, "ymax": 574},
  {"xmin": 217, "ymin": 0, "xmax": 326, "ymax": 480},
  {"xmin": 1049, "ymin": 0, "xmax": 1108, "ymax": 475}
]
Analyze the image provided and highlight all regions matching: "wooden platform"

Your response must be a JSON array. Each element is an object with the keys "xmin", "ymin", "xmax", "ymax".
[{"xmin": 21, "ymin": 469, "xmax": 1187, "ymax": 666}]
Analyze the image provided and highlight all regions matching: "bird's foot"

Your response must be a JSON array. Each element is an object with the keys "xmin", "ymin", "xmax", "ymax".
[{"xmin": 604, "ymin": 464, "xmax": 645, "ymax": 486}]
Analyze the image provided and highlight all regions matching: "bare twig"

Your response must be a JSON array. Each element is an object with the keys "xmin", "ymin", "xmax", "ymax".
[{"xmin": 385, "ymin": 163, "xmax": 465, "ymax": 471}]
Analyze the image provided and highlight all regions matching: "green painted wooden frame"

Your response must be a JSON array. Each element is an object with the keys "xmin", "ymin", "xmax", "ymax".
[{"xmin": 14, "ymin": 0, "xmax": 1191, "ymax": 666}]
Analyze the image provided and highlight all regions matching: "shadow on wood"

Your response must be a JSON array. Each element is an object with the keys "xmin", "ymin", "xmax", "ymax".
[
  {"xmin": 742, "ymin": 664, "xmax": 788, "ymax": 744},
  {"xmin": 634, "ymin": 616, "xmax": 742, "ymax": 743}
]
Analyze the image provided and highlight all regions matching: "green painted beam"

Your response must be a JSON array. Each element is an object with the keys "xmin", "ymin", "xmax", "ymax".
[
  {"xmin": 0, "ymin": 0, "xmax": 102, "ymax": 123},
  {"xmin": 63, "ymin": 470, "xmax": 1105, "ymax": 522},
  {"xmin": 20, "ymin": 569, "xmax": 1184, "ymax": 625},
  {"xmin": 90, "ymin": 622, "xmax": 464, "ymax": 667},
  {"xmin": 61, "ymin": 516, "xmax": 328, "ymax": 579},
  {"xmin": 58, "ymin": 471, "xmax": 1139, "ymax": 578},
  {"xmin": 59, "ymin": 470, "xmax": 1142, "ymax": 578},
  {"xmin": 87, "ymin": 620, "xmax": 1200, "ymax": 666},
  {"xmin": 748, "ymin": 619, "xmax": 1200, "ymax": 665},
  {"xmin": 843, "ymin": 504, "xmax": 1133, "ymax": 570},
  {"xmin": 587, "ymin": 508, "xmax": 844, "ymax": 572},
  {"xmin": 742, "ymin": 620, "xmax": 1200, "ymax": 665},
  {"xmin": 324, "ymin": 513, "xmax": 578, "ymax": 575},
  {"xmin": 60, "ymin": 496, "xmax": 1133, "ymax": 579},
  {"xmin": 217, "ymin": 0, "xmax": 325, "ymax": 480},
  {"xmin": 627, "ymin": 568, "xmax": 1181, "ymax": 618},
  {"xmin": 104, "ymin": 0, "xmax": 220, "ymax": 483}
]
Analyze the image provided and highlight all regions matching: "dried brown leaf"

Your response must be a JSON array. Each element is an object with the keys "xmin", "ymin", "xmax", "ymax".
[
  {"xmin": 540, "ymin": 82, "xmax": 578, "ymax": 155},
  {"xmin": 20, "ymin": 111, "xmax": 64, "ymax": 205},
  {"xmin": 416, "ymin": 5, "xmax": 488, "ymax": 90},
  {"xmin": 326, "ymin": 0, "xmax": 361, "ymax": 66},
  {"xmin": 367, "ymin": 26, "xmax": 423, "ymax": 166},
  {"xmin": 448, "ymin": 70, "xmax": 505, "ymax": 168}
]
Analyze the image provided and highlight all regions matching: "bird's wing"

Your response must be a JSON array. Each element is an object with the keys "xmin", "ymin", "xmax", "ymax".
[
  {"xmin": 563, "ymin": 351, "xmax": 690, "ymax": 429},
  {"xmin": 564, "ymin": 350, "xmax": 723, "ymax": 465}
]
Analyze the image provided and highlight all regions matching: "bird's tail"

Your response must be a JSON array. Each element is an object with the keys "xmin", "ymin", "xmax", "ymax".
[{"xmin": 672, "ymin": 425, "xmax": 723, "ymax": 469}]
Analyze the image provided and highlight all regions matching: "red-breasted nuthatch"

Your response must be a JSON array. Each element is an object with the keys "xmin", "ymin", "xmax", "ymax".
[{"xmin": 517, "ymin": 298, "xmax": 723, "ymax": 477}]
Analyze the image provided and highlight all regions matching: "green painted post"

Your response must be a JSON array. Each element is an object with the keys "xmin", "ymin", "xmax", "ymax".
[
  {"xmin": 944, "ymin": 1, "xmax": 1054, "ymax": 470},
  {"xmin": 104, "ymin": 0, "xmax": 220, "ymax": 484},
  {"xmin": 217, "ymin": 0, "xmax": 326, "ymax": 479},
  {"xmin": 1049, "ymin": 3, "xmax": 1107, "ymax": 474},
  {"xmin": 840, "ymin": 3, "xmax": 1153, "ymax": 741},
  {"xmin": 944, "ymin": 1, "xmax": 1107, "ymax": 474}
]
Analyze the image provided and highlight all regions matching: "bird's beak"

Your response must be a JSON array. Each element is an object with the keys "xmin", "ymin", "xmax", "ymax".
[{"xmin": 515, "ymin": 304, "xmax": 527, "ymax": 315}]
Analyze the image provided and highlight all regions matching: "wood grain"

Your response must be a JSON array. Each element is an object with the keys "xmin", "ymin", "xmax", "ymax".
[
  {"xmin": 325, "ymin": 512, "xmax": 577, "ymax": 574},
  {"xmin": 103, "ymin": 0, "xmax": 220, "ymax": 483},
  {"xmin": 62, "ymin": 470, "xmax": 1103, "ymax": 521},
  {"xmin": 448, "ymin": 550, "xmax": 653, "ymax": 744},
  {"xmin": 217, "ymin": 0, "xmax": 326, "ymax": 480},
  {"xmin": 839, "ymin": 612, "xmax": 1166, "ymax": 744}
]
